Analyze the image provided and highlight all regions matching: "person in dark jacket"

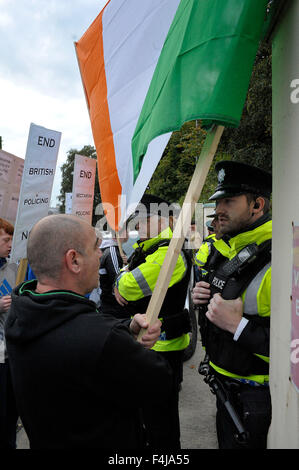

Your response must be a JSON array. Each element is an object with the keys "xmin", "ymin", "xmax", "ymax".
[
  {"xmin": 0, "ymin": 218, "xmax": 18, "ymax": 449},
  {"xmin": 5, "ymin": 214, "xmax": 173, "ymax": 449},
  {"xmin": 99, "ymin": 229, "xmax": 130, "ymax": 319}
]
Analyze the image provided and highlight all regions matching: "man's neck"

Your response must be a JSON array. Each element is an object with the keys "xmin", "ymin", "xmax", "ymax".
[
  {"xmin": 35, "ymin": 279, "xmax": 85, "ymax": 296},
  {"xmin": 35, "ymin": 281, "xmax": 61, "ymax": 294}
]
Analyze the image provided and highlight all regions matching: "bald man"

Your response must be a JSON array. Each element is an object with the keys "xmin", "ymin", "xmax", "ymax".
[{"xmin": 5, "ymin": 215, "xmax": 173, "ymax": 449}]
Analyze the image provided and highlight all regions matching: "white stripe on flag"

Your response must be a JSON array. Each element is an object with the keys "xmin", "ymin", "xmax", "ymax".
[{"xmin": 102, "ymin": 0, "xmax": 180, "ymax": 225}]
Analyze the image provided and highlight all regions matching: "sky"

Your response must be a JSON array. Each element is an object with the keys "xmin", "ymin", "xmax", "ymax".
[{"xmin": 0, "ymin": 0, "xmax": 108, "ymax": 206}]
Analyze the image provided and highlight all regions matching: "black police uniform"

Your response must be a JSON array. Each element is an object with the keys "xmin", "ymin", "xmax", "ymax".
[{"xmin": 198, "ymin": 161, "xmax": 272, "ymax": 449}]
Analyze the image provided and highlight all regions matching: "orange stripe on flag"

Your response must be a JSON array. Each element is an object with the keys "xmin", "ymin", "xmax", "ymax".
[{"xmin": 75, "ymin": 8, "xmax": 122, "ymax": 230}]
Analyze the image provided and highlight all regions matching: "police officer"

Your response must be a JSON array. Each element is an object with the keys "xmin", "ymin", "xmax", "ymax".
[
  {"xmin": 208, "ymin": 213, "xmax": 221, "ymax": 239},
  {"xmin": 114, "ymin": 194, "xmax": 191, "ymax": 449},
  {"xmin": 192, "ymin": 161, "xmax": 272, "ymax": 449},
  {"xmin": 206, "ymin": 218, "xmax": 215, "ymax": 236},
  {"xmin": 194, "ymin": 213, "xmax": 229, "ymax": 272},
  {"xmin": 194, "ymin": 218, "xmax": 217, "ymax": 271}
]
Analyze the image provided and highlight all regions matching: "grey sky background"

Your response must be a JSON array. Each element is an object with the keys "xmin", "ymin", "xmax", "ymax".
[{"xmin": 0, "ymin": 0, "xmax": 108, "ymax": 205}]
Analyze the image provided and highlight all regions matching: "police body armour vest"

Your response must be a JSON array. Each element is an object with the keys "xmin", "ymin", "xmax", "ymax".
[{"xmin": 203, "ymin": 240, "xmax": 271, "ymax": 376}]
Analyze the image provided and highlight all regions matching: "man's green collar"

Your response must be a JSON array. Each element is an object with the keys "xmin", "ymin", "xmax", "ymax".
[{"xmin": 19, "ymin": 279, "xmax": 88, "ymax": 301}]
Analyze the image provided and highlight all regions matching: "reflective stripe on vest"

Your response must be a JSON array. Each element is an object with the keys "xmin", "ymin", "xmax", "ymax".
[
  {"xmin": 131, "ymin": 267, "xmax": 152, "ymax": 296},
  {"xmin": 243, "ymin": 262, "xmax": 271, "ymax": 315},
  {"xmin": 130, "ymin": 251, "xmax": 188, "ymax": 295}
]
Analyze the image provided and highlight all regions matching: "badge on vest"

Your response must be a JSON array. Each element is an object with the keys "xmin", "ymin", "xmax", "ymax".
[{"xmin": 211, "ymin": 276, "xmax": 226, "ymax": 291}]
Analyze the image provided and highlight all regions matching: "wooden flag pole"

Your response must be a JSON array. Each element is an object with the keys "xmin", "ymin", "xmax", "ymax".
[
  {"xmin": 15, "ymin": 258, "xmax": 28, "ymax": 286},
  {"xmin": 115, "ymin": 231, "xmax": 125, "ymax": 257},
  {"xmin": 137, "ymin": 125, "xmax": 224, "ymax": 341}
]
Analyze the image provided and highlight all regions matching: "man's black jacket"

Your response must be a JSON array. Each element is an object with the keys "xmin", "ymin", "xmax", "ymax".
[{"xmin": 5, "ymin": 280, "xmax": 172, "ymax": 449}]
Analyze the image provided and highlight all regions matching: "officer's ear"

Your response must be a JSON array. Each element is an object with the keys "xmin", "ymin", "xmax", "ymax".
[{"xmin": 251, "ymin": 197, "xmax": 265, "ymax": 215}]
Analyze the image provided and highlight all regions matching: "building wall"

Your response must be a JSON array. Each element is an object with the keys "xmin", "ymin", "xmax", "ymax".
[{"xmin": 269, "ymin": 0, "xmax": 299, "ymax": 448}]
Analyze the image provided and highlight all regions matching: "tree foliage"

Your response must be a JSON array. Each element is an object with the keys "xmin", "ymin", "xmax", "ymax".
[
  {"xmin": 219, "ymin": 42, "xmax": 272, "ymax": 172},
  {"xmin": 147, "ymin": 121, "xmax": 206, "ymax": 204}
]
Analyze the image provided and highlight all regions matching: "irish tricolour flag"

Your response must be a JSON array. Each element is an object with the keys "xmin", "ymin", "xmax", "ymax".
[{"xmin": 75, "ymin": 0, "xmax": 268, "ymax": 230}]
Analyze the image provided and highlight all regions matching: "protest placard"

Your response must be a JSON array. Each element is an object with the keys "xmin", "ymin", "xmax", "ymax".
[
  {"xmin": 10, "ymin": 123, "xmax": 61, "ymax": 263},
  {"xmin": 71, "ymin": 154, "xmax": 96, "ymax": 224},
  {"xmin": 0, "ymin": 149, "xmax": 24, "ymax": 225},
  {"xmin": 292, "ymin": 223, "xmax": 299, "ymax": 393}
]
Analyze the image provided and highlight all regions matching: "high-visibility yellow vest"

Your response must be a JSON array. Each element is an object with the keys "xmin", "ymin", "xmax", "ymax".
[
  {"xmin": 207, "ymin": 220, "xmax": 272, "ymax": 384},
  {"xmin": 116, "ymin": 227, "xmax": 190, "ymax": 352}
]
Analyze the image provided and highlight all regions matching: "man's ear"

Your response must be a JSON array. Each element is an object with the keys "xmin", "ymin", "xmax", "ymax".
[
  {"xmin": 251, "ymin": 196, "xmax": 265, "ymax": 215},
  {"xmin": 65, "ymin": 249, "xmax": 81, "ymax": 274}
]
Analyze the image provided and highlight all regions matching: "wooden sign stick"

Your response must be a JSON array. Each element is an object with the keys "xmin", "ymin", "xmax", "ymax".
[
  {"xmin": 116, "ymin": 231, "xmax": 125, "ymax": 257},
  {"xmin": 15, "ymin": 258, "xmax": 28, "ymax": 286},
  {"xmin": 137, "ymin": 125, "xmax": 224, "ymax": 341}
]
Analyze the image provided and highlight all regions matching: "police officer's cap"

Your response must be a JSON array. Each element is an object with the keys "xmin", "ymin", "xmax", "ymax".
[
  {"xmin": 209, "ymin": 161, "xmax": 272, "ymax": 201},
  {"xmin": 133, "ymin": 194, "xmax": 179, "ymax": 219},
  {"xmin": 206, "ymin": 220, "xmax": 214, "ymax": 229}
]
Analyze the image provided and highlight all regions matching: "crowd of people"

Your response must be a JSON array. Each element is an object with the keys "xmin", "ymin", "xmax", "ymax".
[{"xmin": 0, "ymin": 160, "xmax": 272, "ymax": 450}]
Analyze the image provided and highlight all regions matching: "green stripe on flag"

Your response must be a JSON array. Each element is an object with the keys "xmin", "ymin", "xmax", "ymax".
[{"xmin": 131, "ymin": 0, "xmax": 268, "ymax": 182}]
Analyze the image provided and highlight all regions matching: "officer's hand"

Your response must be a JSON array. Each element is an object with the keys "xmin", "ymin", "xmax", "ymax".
[
  {"xmin": 114, "ymin": 287, "xmax": 128, "ymax": 306},
  {"xmin": 0, "ymin": 295, "xmax": 12, "ymax": 312},
  {"xmin": 206, "ymin": 293, "xmax": 243, "ymax": 334},
  {"xmin": 192, "ymin": 281, "xmax": 211, "ymax": 305},
  {"xmin": 130, "ymin": 314, "xmax": 162, "ymax": 349}
]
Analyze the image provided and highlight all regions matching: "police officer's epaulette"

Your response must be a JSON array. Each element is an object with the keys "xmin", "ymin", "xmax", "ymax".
[
  {"xmin": 144, "ymin": 239, "xmax": 170, "ymax": 255},
  {"xmin": 128, "ymin": 239, "xmax": 171, "ymax": 270},
  {"xmin": 144, "ymin": 239, "xmax": 193, "ymax": 265},
  {"xmin": 127, "ymin": 240, "xmax": 164, "ymax": 270},
  {"xmin": 203, "ymin": 236, "xmax": 215, "ymax": 244}
]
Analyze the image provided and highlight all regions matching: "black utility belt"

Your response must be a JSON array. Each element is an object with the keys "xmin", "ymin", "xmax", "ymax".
[
  {"xmin": 214, "ymin": 371, "xmax": 269, "ymax": 389},
  {"xmin": 224, "ymin": 377, "xmax": 269, "ymax": 389}
]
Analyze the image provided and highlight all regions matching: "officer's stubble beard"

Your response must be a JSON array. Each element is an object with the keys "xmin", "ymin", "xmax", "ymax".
[{"xmin": 219, "ymin": 204, "xmax": 263, "ymax": 236}]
